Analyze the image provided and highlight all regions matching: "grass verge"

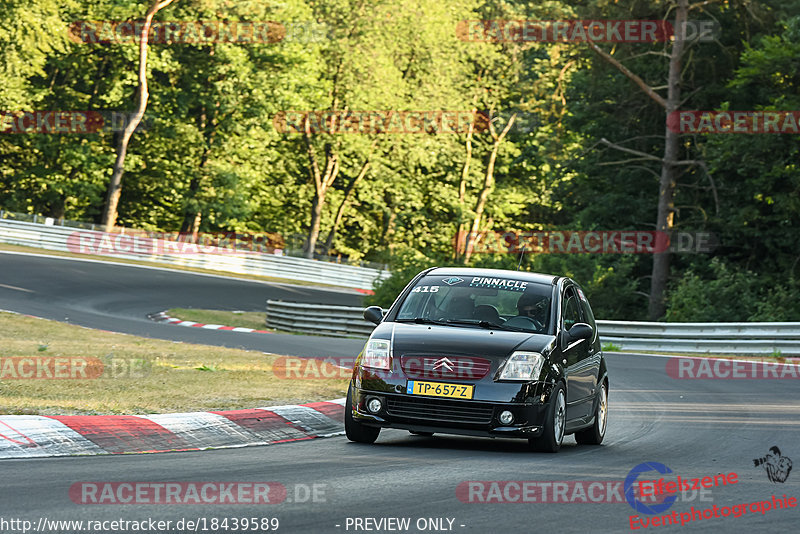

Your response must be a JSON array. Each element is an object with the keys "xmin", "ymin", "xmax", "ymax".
[
  {"xmin": 167, "ymin": 308, "xmax": 267, "ymax": 331},
  {"xmin": 166, "ymin": 308, "xmax": 368, "ymax": 339},
  {"xmin": 0, "ymin": 312, "xmax": 348, "ymax": 415}
]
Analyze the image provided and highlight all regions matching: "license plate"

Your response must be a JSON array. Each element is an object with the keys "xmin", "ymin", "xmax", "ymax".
[{"xmin": 406, "ymin": 380, "xmax": 474, "ymax": 399}]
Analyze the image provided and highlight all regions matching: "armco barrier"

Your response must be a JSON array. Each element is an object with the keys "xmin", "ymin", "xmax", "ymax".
[
  {"xmin": 264, "ymin": 301, "xmax": 800, "ymax": 355},
  {"xmin": 598, "ymin": 320, "xmax": 800, "ymax": 355},
  {"xmin": 266, "ymin": 301, "xmax": 375, "ymax": 337},
  {"xmin": 0, "ymin": 218, "xmax": 388, "ymax": 290}
]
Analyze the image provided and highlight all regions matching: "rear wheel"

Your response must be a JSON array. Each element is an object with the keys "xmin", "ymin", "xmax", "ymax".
[
  {"xmin": 575, "ymin": 381, "xmax": 607, "ymax": 445},
  {"xmin": 344, "ymin": 385, "xmax": 380, "ymax": 444},
  {"xmin": 529, "ymin": 383, "xmax": 566, "ymax": 453}
]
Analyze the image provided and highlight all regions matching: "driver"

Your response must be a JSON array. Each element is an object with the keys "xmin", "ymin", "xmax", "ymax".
[{"xmin": 516, "ymin": 293, "xmax": 549, "ymax": 326}]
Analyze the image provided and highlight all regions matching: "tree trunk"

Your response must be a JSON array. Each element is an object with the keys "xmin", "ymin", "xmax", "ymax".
[
  {"xmin": 324, "ymin": 158, "xmax": 370, "ymax": 252},
  {"xmin": 588, "ymin": 0, "xmax": 689, "ymax": 320},
  {"xmin": 463, "ymin": 113, "xmax": 516, "ymax": 263},
  {"xmin": 455, "ymin": 107, "xmax": 476, "ymax": 260},
  {"xmin": 303, "ymin": 118, "xmax": 340, "ymax": 258},
  {"xmin": 100, "ymin": 0, "xmax": 178, "ymax": 232},
  {"xmin": 649, "ymin": 0, "xmax": 687, "ymax": 320},
  {"xmin": 180, "ymin": 60, "xmax": 218, "ymax": 239},
  {"xmin": 179, "ymin": 209, "xmax": 202, "ymax": 239},
  {"xmin": 307, "ymin": 190, "xmax": 326, "ymax": 258},
  {"xmin": 179, "ymin": 175, "xmax": 201, "ymax": 235}
]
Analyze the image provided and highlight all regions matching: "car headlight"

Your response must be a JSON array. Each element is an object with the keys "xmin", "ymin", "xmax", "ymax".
[
  {"xmin": 363, "ymin": 339, "xmax": 391, "ymax": 370},
  {"xmin": 498, "ymin": 351, "xmax": 544, "ymax": 381}
]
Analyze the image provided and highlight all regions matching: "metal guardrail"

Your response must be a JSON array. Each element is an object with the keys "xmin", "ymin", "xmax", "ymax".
[
  {"xmin": 264, "ymin": 301, "xmax": 800, "ymax": 354},
  {"xmin": 0, "ymin": 218, "xmax": 389, "ymax": 290},
  {"xmin": 597, "ymin": 320, "xmax": 800, "ymax": 355},
  {"xmin": 266, "ymin": 301, "xmax": 376, "ymax": 337}
]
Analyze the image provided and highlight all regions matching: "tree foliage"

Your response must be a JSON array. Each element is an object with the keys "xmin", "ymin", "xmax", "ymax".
[{"xmin": 1, "ymin": 0, "xmax": 798, "ymax": 320}]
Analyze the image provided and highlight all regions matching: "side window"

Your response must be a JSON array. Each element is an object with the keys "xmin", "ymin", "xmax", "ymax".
[
  {"xmin": 577, "ymin": 287, "xmax": 597, "ymax": 330},
  {"xmin": 562, "ymin": 287, "xmax": 582, "ymax": 331}
]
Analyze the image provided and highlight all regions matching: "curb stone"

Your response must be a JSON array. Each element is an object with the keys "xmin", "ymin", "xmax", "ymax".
[
  {"xmin": 148, "ymin": 310, "xmax": 273, "ymax": 334},
  {"xmin": 0, "ymin": 399, "xmax": 345, "ymax": 459}
]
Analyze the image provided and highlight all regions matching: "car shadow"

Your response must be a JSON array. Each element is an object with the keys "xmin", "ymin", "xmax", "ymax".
[{"xmin": 354, "ymin": 430, "xmax": 584, "ymax": 454}]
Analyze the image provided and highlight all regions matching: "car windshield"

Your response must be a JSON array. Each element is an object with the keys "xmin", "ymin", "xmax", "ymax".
[{"xmin": 395, "ymin": 274, "xmax": 553, "ymax": 334}]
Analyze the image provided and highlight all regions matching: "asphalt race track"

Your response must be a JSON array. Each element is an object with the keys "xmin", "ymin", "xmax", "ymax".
[
  {"xmin": 0, "ymin": 251, "xmax": 365, "ymax": 358},
  {"xmin": 1, "ymin": 252, "xmax": 799, "ymax": 533}
]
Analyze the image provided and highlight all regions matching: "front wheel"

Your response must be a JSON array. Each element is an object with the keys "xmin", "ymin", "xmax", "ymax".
[
  {"xmin": 575, "ymin": 381, "xmax": 607, "ymax": 445},
  {"xmin": 344, "ymin": 385, "xmax": 380, "ymax": 444},
  {"xmin": 529, "ymin": 382, "xmax": 566, "ymax": 453}
]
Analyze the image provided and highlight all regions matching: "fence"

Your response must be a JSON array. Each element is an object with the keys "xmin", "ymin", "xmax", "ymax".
[
  {"xmin": 597, "ymin": 320, "xmax": 800, "ymax": 355},
  {"xmin": 266, "ymin": 301, "xmax": 376, "ymax": 337},
  {"xmin": 0, "ymin": 217, "xmax": 389, "ymax": 290},
  {"xmin": 264, "ymin": 301, "xmax": 800, "ymax": 355}
]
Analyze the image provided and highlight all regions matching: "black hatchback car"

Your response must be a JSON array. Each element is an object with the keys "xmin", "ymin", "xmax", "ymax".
[{"xmin": 345, "ymin": 267, "xmax": 608, "ymax": 452}]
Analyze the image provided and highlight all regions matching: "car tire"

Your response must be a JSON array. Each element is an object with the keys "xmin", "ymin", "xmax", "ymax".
[
  {"xmin": 344, "ymin": 384, "xmax": 380, "ymax": 444},
  {"xmin": 575, "ymin": 381, "xmax": 607, "ymax": 445},
  {"xmin": 529, "ymin": 382, "xmax": 566, "ymax": 453},
  {"xmin": 409, "ymin": 431, "xmax": 434, "ymax": 436}
]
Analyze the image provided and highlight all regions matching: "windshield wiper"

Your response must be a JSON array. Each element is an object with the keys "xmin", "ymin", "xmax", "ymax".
[
  {"xmin": 395, "ymin": 317, "xmax": 448, "ymax": 325},
  {"xmin": 443, "ymin": 319, "xmax": 528, "ymax": 332},
  {"xmin": 396, "ymin": 317, "xmax": 530, "ymax": 332}
]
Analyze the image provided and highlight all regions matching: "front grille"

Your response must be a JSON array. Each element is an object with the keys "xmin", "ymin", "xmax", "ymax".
[
  {"xmin": 386, "ymin": 395, "xmax": 494, "ymax": 425},
  {"xmin": 399, "ymin": 355, "xmax": 492, "ymax": 380}
]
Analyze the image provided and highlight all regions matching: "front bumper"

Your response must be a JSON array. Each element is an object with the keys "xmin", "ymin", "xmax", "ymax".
[{"xmin": 350, "ymin": 385, "xmax": 551, "ymax": 439}]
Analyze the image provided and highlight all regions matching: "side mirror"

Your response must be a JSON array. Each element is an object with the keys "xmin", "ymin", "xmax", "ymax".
[
  {"xmin": 363, "ymin": 306, "xmax": 384, "ymax": 325},
  {"xmin": 568, "ymin": 322, "xmax": 593, "ymax": 342}
]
